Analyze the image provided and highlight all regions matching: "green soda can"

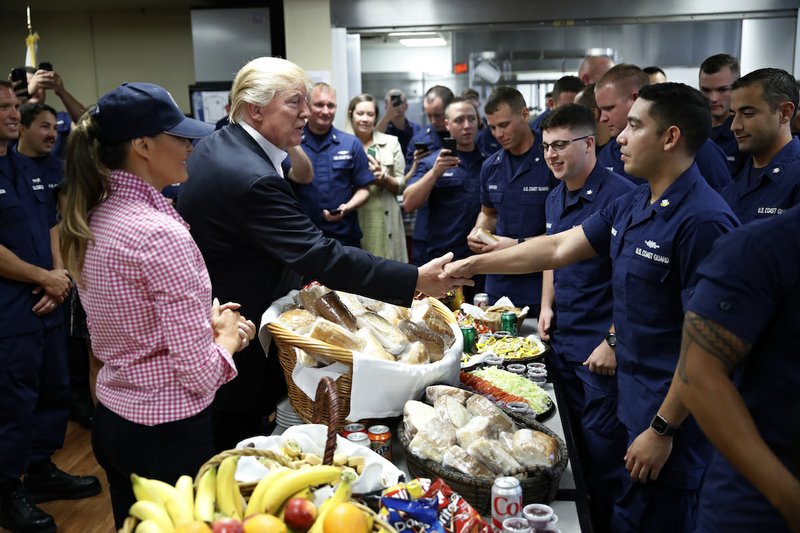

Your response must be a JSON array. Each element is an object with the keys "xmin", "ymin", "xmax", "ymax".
[
  {"xmin": 461, "ymin": 324, "xmax": 477, "ymax": 354},
  {"xmin": 500, "ymin": 311, "xmax": 518, "ymax": 336}
]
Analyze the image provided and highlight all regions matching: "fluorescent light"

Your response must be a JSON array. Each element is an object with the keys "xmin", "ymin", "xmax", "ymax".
[
  {"xmin": 388, "ymin": 31, "xmax": 437, "ymax": 37},
  {"xmin": 399, "ymin": 37, "xmax": 447, "ymax": 47}
]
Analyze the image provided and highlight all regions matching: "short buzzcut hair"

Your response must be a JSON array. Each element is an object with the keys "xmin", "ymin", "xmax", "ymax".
[
  {"xmin": 643, "ymin": 66, "xmax": 666, "ymax": 78},
  {"xmin": 552, "ymin": 76, "xmax": 585, "ymax": 101},
  {"xmin": 637, "ymin": 82, "xmax": 711, "ymax": 156},
  {"xmin": 574, "ymin": 83, "xmax": 598, "ymax": 111},
  {"xmin": 425, "ymin": 85, "xmax": 454, "ymax": 108},
  {"xmin": 540, "ymin": 103, "xmax": 597, "ymax": 134},
  {"xmin": 20, "ymin": 102, "xmax": 57, "ymax": 127},
  {"xmin": 229, "ymin": 57, "xmax": 312, "ymax": 124},
  {"xmin": 700, "ymin": 54, "xmax": 740, "ymax": 77},
  {"xmin": 596, "ymin": 64, "xmax": 650, "ymax": 95},
  {"xmin": 484, "ymin": 86, "xmax": 527, "ymax": 115},
  {"xmin": 732, "ymin": 68, "xmax": 798, "ymax": 119},
  {"xmin": 446, "ymin": 96, "xmax": 477, "ymax": 118}
]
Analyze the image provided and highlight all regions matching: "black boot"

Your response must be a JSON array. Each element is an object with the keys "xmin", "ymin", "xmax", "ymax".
[
  {"xmin": 23, "ymin": 460, "xmax": 101, "ymax": 503},
  {"xmin": 0, "ymin": 479, "xmax": 56, "ymax": 533}
]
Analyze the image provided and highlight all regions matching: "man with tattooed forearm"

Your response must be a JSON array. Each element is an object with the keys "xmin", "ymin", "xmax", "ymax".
[{"xmin": 676, "ymin": 204, "xmax": 800, "ymax": 533}]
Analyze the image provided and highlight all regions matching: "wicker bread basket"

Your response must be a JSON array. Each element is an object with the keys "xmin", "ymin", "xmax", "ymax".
[
  {"xmin": 398, "ymin": 405, "xmax": 568, "ymax": 516},
  {"xmin": 119, "ymin": 378, "xmax": 395, "ymax": 532},
  {"xmin": 267, "ymin": 296, "xmax": 457, "ymax": 424}
]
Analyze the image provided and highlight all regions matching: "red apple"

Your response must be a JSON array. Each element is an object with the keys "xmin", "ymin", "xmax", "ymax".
[
  {"xmin": 283, "ymin": 497, "xmax": 318, "ymax": 532},
  {"xmin": 212, "ymin": 517, "xmax": 244, "ymax": 533}
]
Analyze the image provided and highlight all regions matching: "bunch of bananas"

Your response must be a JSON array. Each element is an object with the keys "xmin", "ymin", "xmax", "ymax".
[{"xmin": 124, "ymin": 461, "xmax": 382, "ymax": 533}]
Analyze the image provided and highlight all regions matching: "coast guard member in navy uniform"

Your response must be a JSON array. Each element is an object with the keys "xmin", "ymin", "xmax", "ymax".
[
  {"xmin": 445, "ymin": 83, "xmax": 739, "ymax": 532},
  {"xmin": 538, "ymin": 104, "xmax": 634, "ymax": 532},
  {"xmin": 596, "ymin": 64, "xmax": 731, "ymax": 191},
  {"xmin": 468, "ymin": 87, "xmax": 556, "ymax": 315},
  {"xmin": 676, "ymin": 204, "xmax": 800, "ymax": 533},
  {"xmin": 0, "ymin": 80, "xmax": 99, "ymax": 533},
  {"xmin": 292, "ymin": 82, "xmax": 374, "ymax": 247},
  {"xmin": 721, "ymin": 68, "xmax": 800, "ymax": 225},
  {"xmin": 699, "ymin": 54, "xmax": 746, "ymax": 176}
]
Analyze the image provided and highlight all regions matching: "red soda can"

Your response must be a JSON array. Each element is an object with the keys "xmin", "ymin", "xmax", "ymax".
[
  {"xmin": 367, "ymin": 424, "xmax": 392, "ymax": 461},
  {"xmin": 491, "ymin": 476, "xmax": 522, "ymax": 532},
  {"xmin": 340, "ymin": 423, "xmax": 365, "ymax": 439}
]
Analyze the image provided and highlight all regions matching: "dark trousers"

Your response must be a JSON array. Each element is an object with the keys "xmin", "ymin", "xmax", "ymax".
[
  {"xmin": 92, "ymin": 403, "xmax": 214, "ymax": 528},
  {"xmin": 0, "ymin": 326, "xmax": 69, "ymax": 479},
  {"xmin": 548, "ymin": 349, "xmax": 628, "ymax": 533}
]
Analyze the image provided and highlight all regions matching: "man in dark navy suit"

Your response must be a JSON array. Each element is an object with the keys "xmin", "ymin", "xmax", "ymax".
[{"xmin": 178, "ymin": 57, "xmax": 470, "ymax": 451}]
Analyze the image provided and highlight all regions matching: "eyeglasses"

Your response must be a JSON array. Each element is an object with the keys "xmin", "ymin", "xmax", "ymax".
[{"xmin": 541, "ymin": 134, "xmax": 593, "ymax": 153}]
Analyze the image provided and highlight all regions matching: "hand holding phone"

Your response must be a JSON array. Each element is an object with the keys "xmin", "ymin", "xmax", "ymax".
[
  {"xmin": 38, "ymin": 62, "xmax": 53, "ymax": 72},
  {"xmin": 391, "ymin": 94, "xmax": 402, "ymax": 107},
  {"xmin": 10, "ymin": 68, "xmax": 29, "ymax": 99},
  {"xmin": 414, "ymin": 142, "xmax": 429, "ymax": 152},
  {"xmin": 329, "ymin": 208, "xmax": 342, "ymax": 216}
]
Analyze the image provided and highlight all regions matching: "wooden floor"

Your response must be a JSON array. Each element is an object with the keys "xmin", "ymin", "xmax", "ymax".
[{"xmin": 0, "ymin": 422, "xmax": 116, "ymax": 533}]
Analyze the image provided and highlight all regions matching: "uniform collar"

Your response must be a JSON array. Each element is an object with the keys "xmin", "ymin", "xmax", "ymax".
[
  {"xmin": 746, "ymin": 136, "xmax": 800, "ymax": 186},
  {"xmin": 301, "ymin": 125, "xmax": 340, "ymax": 147},
  {"xmin": 107, "ymin": 169, "xmax": 189, "ymax": 229},
  {"xmin": 631, "ymin": 163, "xmax": 703, "ymax": 225}
]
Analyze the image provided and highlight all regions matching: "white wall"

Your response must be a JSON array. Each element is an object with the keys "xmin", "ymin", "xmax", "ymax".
[
  {"xmin": 360, "ymin": 40, "xmax": 452, "ymax": 74},
  {"xmin": 741, "ymin": 17, "xmax": 797, "ymax": 74}
]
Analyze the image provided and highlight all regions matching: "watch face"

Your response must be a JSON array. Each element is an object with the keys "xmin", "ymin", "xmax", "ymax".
[
  {"xmin": 606, "ymin": 333, "xmax": 617, "ymax": 347},
  {"xmin": 651, "ymin": 415, "xmax": 670, "ymax": 435}
]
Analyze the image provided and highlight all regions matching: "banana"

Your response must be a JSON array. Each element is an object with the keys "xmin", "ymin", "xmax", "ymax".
[
  {"xmin": 131, "ymin": 474, "xmax": 165, "ymax": 505},
  {"xmin": 216, "ymin": 456, "xmax": 243, "ymax": 520},
  {"xmin": 137, "ymin": 476, "xmax": 191, "ymax": 528},
  {"xmin": 194, "ymin": 467, "xmax": 216, "ymax": 523},
  {"xmin": 308, "ymin": 475, "xmax": 352, "ymax": 533},
  {"xmin": 168, "ymin": 475, "xmax": 194, "ymax": 527},
  {"xmin": 244, "ymin": 466, "xmax": 291, "ymax": 518},
  {"xmin": 129, "ymin": 500, "xmax": 174, "ymax": 532},
  {"xmin": 261, "ymin": 465, "xmax": 342, "ymax": 516},
  {"xmin": 134, "ymin": 519, "xmax": 167, "ymax": 533}
]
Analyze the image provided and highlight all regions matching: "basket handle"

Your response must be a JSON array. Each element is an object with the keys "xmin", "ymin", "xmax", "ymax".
[{"xmin": 312, "ymin": 376, "xmax": 340, "ymax": 466}]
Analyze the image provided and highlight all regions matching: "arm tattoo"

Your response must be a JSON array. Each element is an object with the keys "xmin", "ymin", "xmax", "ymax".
[{"xmin": 678, "ymin": 311, "xmax": 752, "ymax": 384}]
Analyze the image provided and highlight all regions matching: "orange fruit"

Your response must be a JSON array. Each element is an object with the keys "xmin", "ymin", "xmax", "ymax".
[
  {"xmin": 174, "ymin": 522, "xmax": 212, "ymax": 533},
  {"xmin": 323, "ymin": 502, "xmax": 369, "ymax": 533},
  {"xmin": 243, "ymin": 513, "xmax": 287, "ymax": 533}
]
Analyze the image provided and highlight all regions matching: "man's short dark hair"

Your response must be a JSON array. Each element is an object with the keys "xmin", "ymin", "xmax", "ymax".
[
  {"xmin": 700, "ymin": 54, "xmax": 740, "ymax": 77},
  {"xmin": 446, "ymin": 96, "xmax": 477, "ymax": 116},
  {"xmin": 732, "ymin": 68, "xmax": 798, "ymax": 119},
  {"xmin": 637, "ymin": 82, "xmax": 711, "ymax": 156},
  {"xmin": 552, "ymin": 76, "xmax": 585, "ymax": 101},
  {"xmin": 424, "ymin": 85, "xmax": 454, "ymax": 107},
  {"xmin": 540, "ymin": 104, "xmax": 597, "ymax": 134},
  {"xmin": 596, "ymin": 64, "xmax": 650, "ymax": 95},
  {"xmin": 574, "ymin": 83, "xmax": 598, "ymax": 111},
  {"xmin": 484, "ymin": 86, "xmax": 527, "ymax": 115},
  {"xmin": 461, "ymin": 88, "xmax": 480, "ymax": 101},
  {"xmin": 20, "ymin": 102, "xmax": 57, "ymax": 127},
  {"xmin": 643, "ymin": 66, "xmax": 666, "ymax": 77}
]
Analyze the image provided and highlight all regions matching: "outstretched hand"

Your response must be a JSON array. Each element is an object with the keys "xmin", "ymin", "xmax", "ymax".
[{"xmin": 416, "ymin": 252, "xmax": 474, "ymax": 298}]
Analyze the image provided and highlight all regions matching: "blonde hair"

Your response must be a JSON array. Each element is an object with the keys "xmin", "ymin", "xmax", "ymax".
[
  {"xmin": 229, "ymin": 57, "xmax": 312, "ymax": 123},
  {"xmin": 59, "ymin": 110, "xmax": 129, "ymax": 280}
]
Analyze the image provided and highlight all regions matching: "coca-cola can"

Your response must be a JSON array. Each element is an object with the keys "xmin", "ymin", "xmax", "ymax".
[{"xmin": 491, "ymin": 476, "xmax": 522, "ymax": 532}]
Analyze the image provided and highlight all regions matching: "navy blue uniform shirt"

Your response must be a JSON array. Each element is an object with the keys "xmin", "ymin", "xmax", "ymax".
[
  {"xmin": 386, "ymin": 118, "xmax": 421, "ymax": 160},
  {"xmin": 545, "ymin": 164, "xmax": 635, "ymax": 363},
  {"xmin": 710, "ymin": 115, "xmax": 746, "ymax": 176},
  {"xmin": 480, "ymin": 139, "xmax": 556, "ymax": 308},
  {"xmin": 475, "ymin": 127, "xmax": 501, "ymax": 157},
  {"xmin": 582, "ymin": 163, "xmax": 738, "ymax": 488},
  {"xmin": 408, "ymin": 147, "xmax": 486, "ymax": 260},
  {"xmin": 720, "ymin": 136, "xmax": 800, "ymax": 225},
  {"xmin": 598, "ymin": 137, "xmax": 731, "ymax": 191},
  {"xmin": 0, "ymin": 151, "xmax": 61, "ymax": 337},
  {"xmin": 688, "ymin": 205, "xmax": 800, "ymax": 532},
  {"xmin": 294, "ymin": 126, "xmax": 374, "ymax": 245}
]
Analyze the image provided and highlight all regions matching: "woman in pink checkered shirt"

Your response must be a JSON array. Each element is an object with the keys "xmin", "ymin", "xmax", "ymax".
[{"xmin": 57, "ymin": 83, "xmax": 256, "ymax": 527}]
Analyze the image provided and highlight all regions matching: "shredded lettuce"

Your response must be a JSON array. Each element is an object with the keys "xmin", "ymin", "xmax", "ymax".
[{"xmin": 471, "ymin": 367, "xmax": 552, "ymax": 414}]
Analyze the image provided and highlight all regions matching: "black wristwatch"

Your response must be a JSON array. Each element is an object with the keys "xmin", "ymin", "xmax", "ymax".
[
  {"xmin": 650, "ymin": 414, "xmax": 679, "ymax": 436},
  {"xmin": 605, "ymin": 331, "xmax": 617, "ymax": 348}
]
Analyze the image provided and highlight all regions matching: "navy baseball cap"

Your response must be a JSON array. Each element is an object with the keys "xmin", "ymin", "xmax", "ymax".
[{"xmin": 93, "ymin": 82, "xmax": 213, "ymax": 143}]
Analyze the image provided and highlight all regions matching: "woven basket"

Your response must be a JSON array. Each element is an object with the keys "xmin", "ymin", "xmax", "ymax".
[
  {"xmin": 119, "ymin": 378, "xmax": 396, "ymax": 532},
  {"xmin": 398, "ymin": 408, "xmax": 568, "ymax": 516},
  {"xmin": 267, "ymin": 296, "xmax": 457, "ymax": 424}
]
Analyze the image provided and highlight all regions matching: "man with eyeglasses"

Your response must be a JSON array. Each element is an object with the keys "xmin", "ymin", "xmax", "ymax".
[
  {"xmin": 596, "ymin": 64, "xmax": 731, "ymax": 191},
  {"xmin": 721, "ymin": 68, "xmax": 800, "ymax": 225},
  {"xmin": 538, "ymin": 104, "xmax": 634, "ymax": 532},
  {"xmin": 291, "ymin": 82, "xmax": 374, "ymax": 248},
  {"xmin": 404, "ymin": 85, "xmax": 455, "ymax": 265},
  {"xmin": 467, "ymin": 86, "xmax": 557, "ymax": 316},
  {"xmin": 445, "ymin": 83, "xmax": 739, "ymax": 532},
  {"xmin": 699, "ymin": 54, "xmax": 746, "ymax": 176}
]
